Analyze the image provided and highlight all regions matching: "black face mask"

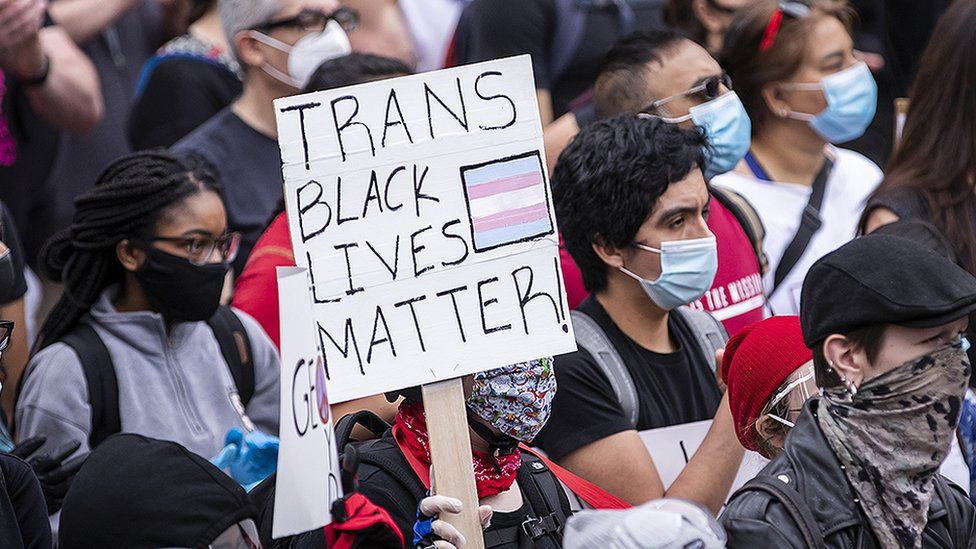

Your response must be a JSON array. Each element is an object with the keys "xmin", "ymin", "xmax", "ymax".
[{"xmin": 135, "ymin": 246, "xmax": 228, "ymax": 322}]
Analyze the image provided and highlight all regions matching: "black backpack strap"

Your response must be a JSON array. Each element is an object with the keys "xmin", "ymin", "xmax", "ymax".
[
  {"xmin": 771, "ymin": 157, "xmax": 834, "ymax": 294},
  {"xmin": 334, "ymin": 410, "xmax": 391, "ymax": 451},
  {"xmin": 516, "ymin": 453, "xmax": 570, "ymax": 544},
  {"xmin": 207, "ymin": 306, "xmax": 255, "ymax": 406},
  {"xmin": 731, "ymin": 475, "xmax": 825, "ymax": 549},
  {"xmin": 355, "ymin": 437, "xmax": 428, "ymax": 503},
  {"xmin": 60, "ymin": 324, "xmax": 120, "ymax": 449}
]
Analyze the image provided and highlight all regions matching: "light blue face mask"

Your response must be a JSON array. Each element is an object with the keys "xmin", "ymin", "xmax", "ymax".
[
  {"xmin": 783, "ymin": 61, "xmax": 877, "ymax": 143},
  {"xmin": 687, "ymin": 92, "xmax": 752, "ymax": 180},
  {"xmin": 619, "ymin": 236, "xmax": 718, "ymax": 310}
]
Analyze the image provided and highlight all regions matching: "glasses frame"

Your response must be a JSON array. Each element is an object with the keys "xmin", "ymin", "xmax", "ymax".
[
  {"xmin": 253, "ymin": 6, "xmax": 359, "ymax": 35},
  {"xmin": 642, "ymin": 73, "xmax": 734, "ymax": 122},
  {"xmin": 0, "ymin": 320, "xmax": 13, "ymax": 353},
  {"xmin": 139, "ymin": 232, "xmax": 242, "ymax": 266}
]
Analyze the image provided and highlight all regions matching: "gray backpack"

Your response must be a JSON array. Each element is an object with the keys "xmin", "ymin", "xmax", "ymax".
[{"xmin": 570, "ymin": 307, "xmax": 727, "ymax": 428}]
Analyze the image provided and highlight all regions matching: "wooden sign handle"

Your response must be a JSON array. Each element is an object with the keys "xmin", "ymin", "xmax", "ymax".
[{"xmin": 421, "ymin": 378, "xmax": 485, "ymax": 549}]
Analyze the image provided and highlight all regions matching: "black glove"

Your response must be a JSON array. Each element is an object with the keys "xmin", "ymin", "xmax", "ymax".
[{"xmin": 11, "ymin": 436, "xmax": 88, "ymax": 514}]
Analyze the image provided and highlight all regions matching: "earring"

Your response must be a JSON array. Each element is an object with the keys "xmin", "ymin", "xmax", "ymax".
[
  {"xmin": 839, "ymin": 374, "xmax": 858, "ymax": 397},
  {"xmin": 826, "ymin": 361, "xmax": 834, "ymax": 373}
]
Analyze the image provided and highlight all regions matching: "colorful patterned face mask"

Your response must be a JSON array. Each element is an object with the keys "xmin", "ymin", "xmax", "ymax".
[
  {"xmin": 818, "ymin": 338, "xmax": 970, "ymax": 549},
  {"xmin": 466, "ymin": 357, "xmax": 556, "ymax": 443}
]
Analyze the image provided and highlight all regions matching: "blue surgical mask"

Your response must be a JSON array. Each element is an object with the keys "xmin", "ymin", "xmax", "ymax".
[
  {"xmin": 689, "ymin": 92, "xmax": 752, "ymax": 180},
  {"xmin": 619, "ymin": 236, "xmax": 718, "ymax": 310},
  {"xmin": 783, "ymin": 61, "xmax": 877, "ymax": 143}
]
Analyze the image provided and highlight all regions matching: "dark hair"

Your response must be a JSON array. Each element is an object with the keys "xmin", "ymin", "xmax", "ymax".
[
  {"xmin": 36, "ymin": 151, "xmax": 219, "ymax": 351},
  {"xmin": 720, "ymin": 0, "xmax": 853, "ymax": 136},
  {"xmin": 864, "ymin": 2, "xmax": 976, "ymax": 275},
  {"xmin": 188, "ymin": 0, "xmax": 216, "ymax": 25},
  {"xmin": 811, "ymin": 324, "xmax": 885, "ymax": 388},
  {"xmin": 663, "ymin": 0, "xmax": 708, "ymax": 46},
  {"xmin": 553, "ymin": 115, "xmax": 707, "ymax": 293},
  {"xmin": 594, "ymin": 29, "xmax": 690, "ymax": 119},
  {"xmin": 302, "ymin": 53, "xmax": 414, "ymax": 95}
]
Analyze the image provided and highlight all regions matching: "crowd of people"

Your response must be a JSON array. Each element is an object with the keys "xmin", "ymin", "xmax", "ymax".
[{"xmin": 1, "ymin": 0, "xmax": 974, "ymax": 547}]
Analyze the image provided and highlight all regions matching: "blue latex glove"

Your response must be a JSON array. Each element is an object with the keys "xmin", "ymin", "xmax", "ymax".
[{"xmin": 211, "ymin": 427, "xmax": 279, "ymax": 490}]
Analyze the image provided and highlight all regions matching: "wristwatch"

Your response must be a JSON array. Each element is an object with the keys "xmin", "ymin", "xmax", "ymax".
[{"xmin": 20, "ymin": 54, "xmax": 51, "ymax": 88}]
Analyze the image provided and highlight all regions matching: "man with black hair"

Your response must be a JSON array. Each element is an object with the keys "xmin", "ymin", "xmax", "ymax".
[
  {"xmin": 535, "ymin": 115, "xmax": 743, "ymax": 510},
  {"xmin": 556, "ymin": 29, "xmax": 766, "ymax": 339}
]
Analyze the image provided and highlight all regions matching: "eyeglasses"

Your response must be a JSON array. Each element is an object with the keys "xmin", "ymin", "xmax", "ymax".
[
  {"xmin": 140, "ymin": 232, "xmax": 241, "ymax": 266},
  {"xmin": 759, "ymin": 1, "xmax": 812, "ymax": 53},
  {"xmin": 253, "ymin": 6, "xmax": 358, "ymax": 35},
  {"xmin": 0, "ymin": 321, "xmax": 13, "ymax": 353},
  {"xmin": 643, "ymin": 73, "xmax": 733, "ymax": 121}
]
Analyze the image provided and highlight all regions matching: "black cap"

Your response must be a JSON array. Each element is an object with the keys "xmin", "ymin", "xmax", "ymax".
[
  {"xmin": 60, "ymin": 434, "xmax": 257, "ymax": 549},
  {"xmin": 800, "ymin": 234, "xmax": 976, "ymax": 347}
]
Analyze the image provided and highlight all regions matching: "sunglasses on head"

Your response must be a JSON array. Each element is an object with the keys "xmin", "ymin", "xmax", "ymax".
[{"xmin": 759, "ymin": 1, "xmax": 812, "ymax": 53}]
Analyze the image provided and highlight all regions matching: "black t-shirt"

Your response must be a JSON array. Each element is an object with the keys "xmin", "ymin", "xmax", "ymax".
[
  {"xmin": 128, "ymin": 57, "xmax": 242, "ymax": 150},
  {"xmin": 452, "ymin": 0, "xmax": 625, "ymax": 117},
  {"xmin": 0, "ymin": 453, "xmax": 51, "ymax": 549},
  {"xmin": 535, "ymin": 296, "xmax": 722, "ymax": 461},
  {"xmin": 172, "ymin": 108, "xmax": 282, "ymax": 275}
]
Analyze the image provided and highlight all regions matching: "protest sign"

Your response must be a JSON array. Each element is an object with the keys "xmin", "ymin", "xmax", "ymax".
[
  {"xmin": 639, "ymin": 420, "xmax": 767, "ymax": 498},
  {"xmin": 274, "ymin": 55, "xmax": 577, "ymax": 404},
  {"xmin": 273, "ymin": 266, "xmax": 343, "ymax": 539}
]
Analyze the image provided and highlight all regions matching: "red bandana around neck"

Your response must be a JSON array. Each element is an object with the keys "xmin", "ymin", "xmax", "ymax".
[{"xmin": 393, "ymin": 400, "xmax": 521, "ymax": 499}]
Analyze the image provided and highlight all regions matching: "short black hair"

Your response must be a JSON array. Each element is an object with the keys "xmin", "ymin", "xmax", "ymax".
[
  {"xmin": 302, "ymin": 53, "xmax": 414, "ymax": 94},
  {"xmin": 594, "ymin": 29, "xmax": 690, "ymax": 119},
  {"xmin": 553, "ymin": 114, "xmax": 707, "ymax": 293}
]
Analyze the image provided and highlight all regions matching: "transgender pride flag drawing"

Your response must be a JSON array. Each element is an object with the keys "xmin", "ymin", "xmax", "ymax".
[{"xmin": 460, "ymin": 151, "xmax": 554, "ymax": 252}]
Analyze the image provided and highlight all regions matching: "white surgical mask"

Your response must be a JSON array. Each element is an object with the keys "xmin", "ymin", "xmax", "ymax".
[
  {"xmin": 249, "ymin": 20, "xmax": 351, "ymax": 89},
  {"xmin": 619, "ymin": 236, "xmax": 718, "ymax": 310}
]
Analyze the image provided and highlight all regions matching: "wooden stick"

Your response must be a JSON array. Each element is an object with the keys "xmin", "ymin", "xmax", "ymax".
[{"xmin": 421, "ymin": 378, "xmax": 485, "ymax": 549}]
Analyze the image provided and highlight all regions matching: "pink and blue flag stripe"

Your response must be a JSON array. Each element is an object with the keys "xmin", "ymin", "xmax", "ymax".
[{"xmin": 462, "ymin": 153, "xmax": 553, "ymax": 251}]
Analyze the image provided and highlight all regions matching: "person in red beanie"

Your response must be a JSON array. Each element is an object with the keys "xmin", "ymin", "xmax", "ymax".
[{"xmin": 721, "ymin": 315, "xmax": 816, "ymax": 459}]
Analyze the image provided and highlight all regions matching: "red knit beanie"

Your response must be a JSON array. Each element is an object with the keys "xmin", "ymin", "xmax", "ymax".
[{"xmin": 721, "ymin": 315, "xmax": 812, "ymax": 452}]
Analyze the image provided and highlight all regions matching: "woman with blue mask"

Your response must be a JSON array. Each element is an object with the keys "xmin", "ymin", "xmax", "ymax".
[{"xmin": 712, "ymin": 0, "xmax": 882, "ymax": 316}]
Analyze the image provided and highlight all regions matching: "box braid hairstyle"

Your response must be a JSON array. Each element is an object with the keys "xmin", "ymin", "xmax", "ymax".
[{"xmin": 34, "ymin": 150, "xmax": 220, "ymax": 353}]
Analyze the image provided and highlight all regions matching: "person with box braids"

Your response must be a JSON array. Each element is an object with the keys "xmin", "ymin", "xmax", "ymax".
[{"xmin": 15, "ymin": 150, "xmax": 281, "ymax": 514}]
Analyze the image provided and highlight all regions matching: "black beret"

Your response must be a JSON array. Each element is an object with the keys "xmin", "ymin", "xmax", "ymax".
[{"xmin": 800, "ymin": 234, "xmax": 976, "ymax": 347}]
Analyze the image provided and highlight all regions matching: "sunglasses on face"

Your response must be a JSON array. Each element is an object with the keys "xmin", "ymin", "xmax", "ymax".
[
  {"xmin": 644, "ymin": 73, "xmax": 733, "ymax": 117},
  {"xmin": 140, "ymin": 232, "xmax": 242, "ymax": 266},
  {"xmin": 253, "ymin": 6, "xmax": 358, "ymax": 35}
]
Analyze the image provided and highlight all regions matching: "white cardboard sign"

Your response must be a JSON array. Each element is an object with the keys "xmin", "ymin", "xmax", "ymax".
[
  {"xmin": 274, "ymin": 55, "xmax": 576, "ymax": 403},
  {"xmin": 273, "ymin": 266, "xmax": 343, "ymax": 538},
  {"xmin": 639, "ymin": 420, "xmax": 768, "ymax": 497}
]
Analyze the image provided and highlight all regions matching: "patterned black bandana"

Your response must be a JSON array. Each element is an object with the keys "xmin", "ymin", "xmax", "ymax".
[{"xmin": 817, "ymin": 340, "xmax": 970, "ymax": 549}]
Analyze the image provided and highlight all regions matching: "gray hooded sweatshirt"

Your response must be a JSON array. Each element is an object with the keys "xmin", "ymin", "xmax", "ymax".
[{"xmin": 16, "ymin": 287, "xmax": 280, "ymax": 460}]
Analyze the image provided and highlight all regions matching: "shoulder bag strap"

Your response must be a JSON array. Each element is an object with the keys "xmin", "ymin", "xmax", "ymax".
[{"xmin": 771, "ymin": 157, "xmax": 834, "ymax": 294}]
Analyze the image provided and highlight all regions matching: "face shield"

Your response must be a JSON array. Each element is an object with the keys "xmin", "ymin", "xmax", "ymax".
[{"xmin": 762, "ymin": 362, "xmax": 818, "ymax": 429}]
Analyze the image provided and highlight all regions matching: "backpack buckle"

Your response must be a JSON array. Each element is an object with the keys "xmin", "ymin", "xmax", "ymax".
[{"xmin": 521, "ymin": 513, "xmax": 560, "ymax": 540}]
